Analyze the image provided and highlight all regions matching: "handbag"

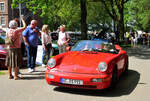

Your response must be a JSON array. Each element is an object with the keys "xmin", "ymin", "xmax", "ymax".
[
  {"xmin": 5, "ymin": 37, "xmax": 13, "ymax": 45},
  {"xmin": 5, "ymin": 36, "xmax": 16, "ymax": 46},
  {"xmin": 45, "ymin": 43, "xmax": 52, "ymax": 49}
]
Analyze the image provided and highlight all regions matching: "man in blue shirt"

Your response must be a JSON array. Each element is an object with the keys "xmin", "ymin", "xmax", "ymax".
[{"xmin": 23, "ymin": 20, "xmax": 41, "ymax": 73}]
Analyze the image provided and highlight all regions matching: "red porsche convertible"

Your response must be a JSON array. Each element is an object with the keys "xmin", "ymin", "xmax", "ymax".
[{"xmin": 45, "ymin": 40, "xmax": 128, "ymax": 90}]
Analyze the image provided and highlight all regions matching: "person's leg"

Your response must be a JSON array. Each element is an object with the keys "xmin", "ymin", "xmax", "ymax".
[
  {"xmin": 12, "ymin": 67, "xmax": 14, "ymax": 76},
  {"xmin": 42, "ymin": 48, "xmax": 46, "ymax": 64},
  {"xmin": 8, "ymin": 67, "xmax": 13, "ymax": 79},
  {"xmin": 46, "ymin": 47, "xmax": 50, "ymax": 63},
  {"xmin": 26, "ymin": 45, "xmax": 31, "ymax": 69},
  {"xmin": 58, "ymin": 46, "xmax": 63, "ymax": 54},
  {"xmin": 32, "ymin": 46, "xmax": 37, "ymax": 70},
  {"xmin": 62, "ymin": 45, "xmax": 66, "ymax": 53},
  {"xmin": 14, "ymin": 67, "xmax": 19, "ymax": 80}
]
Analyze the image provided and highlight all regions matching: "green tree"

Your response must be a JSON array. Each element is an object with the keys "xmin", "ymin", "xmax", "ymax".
[
  {"xmin": 126, "ymin": 0, "xmax": 150, "ymax": 32},
  {"xmin": 12, "ymin": 0, "xmax": 88, "ymax": 39},
  {"xmin": 87, "ymin": 2, "xmax": 112, "ymax": 31},
  {"xmin": 12, "ymin": 0, "xmax": 80, "ymax": 30},
  {"xmin": 91, "ymin": 0, "xmax": 130, "ymax": 40}
]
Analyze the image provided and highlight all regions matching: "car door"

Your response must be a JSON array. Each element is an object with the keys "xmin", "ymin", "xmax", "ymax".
[{"xmin": 117, "ymin": 50, "xmax": 126, "ymax": 76}]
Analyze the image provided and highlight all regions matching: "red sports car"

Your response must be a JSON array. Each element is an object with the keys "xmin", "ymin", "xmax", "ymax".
[{"xmin": 45, "ymin": 40, "xmax": 128, "ymax": 90}]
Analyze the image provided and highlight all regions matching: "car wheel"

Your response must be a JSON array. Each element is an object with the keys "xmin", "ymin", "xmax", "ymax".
[
  {"xmin": 124, "ymin": 59, "xmax": 129, "ymax": 74},
  {"xmin": 50, "ymin": 48, "xmax": 54, "ymax": 56},
  {"xmin": 110, "ymin": 67, "xmax": 118, "ymax": 89}
]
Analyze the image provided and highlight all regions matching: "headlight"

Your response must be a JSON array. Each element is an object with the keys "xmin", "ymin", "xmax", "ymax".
[
  {"xmin": 98, "ymin": 62, "xmax": 107, "ymax": 72},
  {"xmin": 47, "ymin": 58, "xmax": 56, "ymax": 68}
]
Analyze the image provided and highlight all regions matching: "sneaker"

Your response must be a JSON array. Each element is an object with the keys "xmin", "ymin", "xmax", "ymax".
[
  {"xmin": 12, "ymin": 71, "xmax": 21, "ymax": 76},
  {"xmin": 28, "ymin": 68, "xmax": 33, "ymax": 73},
  {"xmin": 32, "ymin": 68, "xmax": 36, "ymax": 72}
]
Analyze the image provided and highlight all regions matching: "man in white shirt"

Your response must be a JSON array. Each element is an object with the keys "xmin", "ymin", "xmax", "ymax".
[{"xmin": 57, "ymin": 25, "xmax": 70, "ymax": 54}]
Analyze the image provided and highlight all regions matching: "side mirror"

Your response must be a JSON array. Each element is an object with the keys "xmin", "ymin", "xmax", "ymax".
[
  {"xmin": 115, "ymin": 45, "xmax": 122, "ymax": 50},
  {"xmin": 66, "ymin": 46, "xmax": 71, "ymax": 52}
]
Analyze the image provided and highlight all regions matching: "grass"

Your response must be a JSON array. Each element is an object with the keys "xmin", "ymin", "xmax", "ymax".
[{"xmin": 0, "ymin": 71, "xmax": 5, "ymax": 75}]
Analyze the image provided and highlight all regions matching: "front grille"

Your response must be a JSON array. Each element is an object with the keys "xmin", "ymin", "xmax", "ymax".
[{"xmin": 50, "ymin": 81, "xmax": 97, "ymax": 89}]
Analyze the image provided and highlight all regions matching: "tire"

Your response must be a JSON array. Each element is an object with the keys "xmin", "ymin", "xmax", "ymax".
[
  {"xmin": 110, "ymin": 67, "xmax": 118, "ymax": 89},
  {"xmin": 124, "ymin": 59, "xmax": 129, "ymax": 74}
]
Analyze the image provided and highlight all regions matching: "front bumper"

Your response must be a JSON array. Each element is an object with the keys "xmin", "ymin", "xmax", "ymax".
[{"xmin": 45, "ymin": 69, "xmax": 112, "ymax": 90}]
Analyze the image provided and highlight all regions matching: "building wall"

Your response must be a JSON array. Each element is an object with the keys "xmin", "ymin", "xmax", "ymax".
[
  {"xmin": 0, "ymin": 0, "xmax": 42, "ymax": 29},
  {"xmin": 0, "ymin": 0, "xmax": 19, "ymax": 28},
  {"xmin": 0, "ymin": 0, "xmax": 9, "ymax": 28}
]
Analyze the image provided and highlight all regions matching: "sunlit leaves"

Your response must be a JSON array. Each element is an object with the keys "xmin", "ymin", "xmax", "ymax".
[{"xmin": 126, "ymin": 0, "xmax": 150, "ymax": 31}]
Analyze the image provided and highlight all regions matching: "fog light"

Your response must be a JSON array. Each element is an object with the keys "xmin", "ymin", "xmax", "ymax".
[
  {"xmin": 47, "ymin": 74, "xmax": 54, "ymax": 79},
  {"xmin": 91, "ymin": 78, "xmax": 102, "ymax": 82}
]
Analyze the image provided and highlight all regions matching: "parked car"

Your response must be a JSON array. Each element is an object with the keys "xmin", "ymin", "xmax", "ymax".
[
  {"xmin": 50, "ymin": 32, "xmax": 59, "ymax": 56},
  {"xmin": 45, "ymin": 40, "xmax": 128, "ymax": 90},
  {"xmin": 0, "ymin": 36, "xmax": 5, "ymax": 44},
  {"xmin": 0, "ymin": 28, "xmax": 6, "ymax": 44},
  {"xmin": 0, "ymin": 37, "xmax": 27, "ymax": 69}
]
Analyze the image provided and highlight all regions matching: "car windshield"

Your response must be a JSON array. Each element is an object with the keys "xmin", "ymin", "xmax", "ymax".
[{"xmin": 71, "ymin": 40, "xmax": 117, "ymax": 53}]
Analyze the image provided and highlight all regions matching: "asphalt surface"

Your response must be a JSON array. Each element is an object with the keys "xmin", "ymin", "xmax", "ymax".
[{"xmin": 0, "ymin": 46, "xmax": 150, "ymax": 101}]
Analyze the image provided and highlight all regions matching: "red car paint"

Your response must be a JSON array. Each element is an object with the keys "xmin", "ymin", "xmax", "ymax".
[{"xmin": 45, "ymin": 40, "xmax": 128, "ymax": 90}]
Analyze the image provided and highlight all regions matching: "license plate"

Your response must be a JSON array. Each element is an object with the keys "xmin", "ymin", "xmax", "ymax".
[{"xmin": 60, "ymin": 78, "xmax": 83, "ymax": 85}]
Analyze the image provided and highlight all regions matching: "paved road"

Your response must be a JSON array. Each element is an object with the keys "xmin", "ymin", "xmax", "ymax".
[{"xmin": 0, "ymin": 46, "xmax": 150, "ymax": 101}]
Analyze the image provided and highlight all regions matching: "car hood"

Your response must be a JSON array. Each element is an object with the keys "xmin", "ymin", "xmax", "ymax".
[{"xmin": 56, "ymin": 51, "xmax": 117, "ymax": 74}]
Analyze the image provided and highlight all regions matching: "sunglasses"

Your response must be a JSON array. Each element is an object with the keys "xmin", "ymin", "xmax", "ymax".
[{"xmin": 31, "ymin": 23, "xmax": 36, "ymax": 26}]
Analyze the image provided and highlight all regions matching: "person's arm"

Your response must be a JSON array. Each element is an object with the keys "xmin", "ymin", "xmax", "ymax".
[
  {"xmin": 41, "ymin": 33, "xmax": 47, "ymax": 50},
  {"xmin": 65, "ymin": 33, "xmax": 70, "ymax": 45},
  {"xmin": 38, "ymin": 31, "xmax": 41, "ymax": 37},
  {"xmin": 22, "ymin": 28, "xmax": 29, "ymax": 46},
  {"xmin": 33, "ymin": 27, "xmax": 41, "ymax": 37},
  {"xmin": 21, "ymin": 15, "xmax": 27, "ymax": 29},
  {"xmin": 23, "ymin": 36, "xmax": 29, "ymax": 46},
  {"xmin": 17, "ymin": 15, "xmax": 27, "ymax": 32}
]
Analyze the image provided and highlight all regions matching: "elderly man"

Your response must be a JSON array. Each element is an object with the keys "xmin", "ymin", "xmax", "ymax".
[{"xmin": 22, "ymin": 20, "xmax": 41, "ymax": 73}]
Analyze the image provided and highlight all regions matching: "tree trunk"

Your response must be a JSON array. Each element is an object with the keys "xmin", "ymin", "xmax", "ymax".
[
  {"xmin": 119, "ymin": 2, "xmax": 125, "ymax": 41},
  {"xmin": 116, "ymin": 1, "xmax": 124, "ymax": 42},
  {"xmin": 80, "ymin": 0, "xmax": 87, "ymax": 40}
]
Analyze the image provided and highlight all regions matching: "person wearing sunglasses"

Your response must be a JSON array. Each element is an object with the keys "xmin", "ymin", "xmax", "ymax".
[{"xmin": 22, "ymin": 20, "xmax": 41, "ymax": 73}]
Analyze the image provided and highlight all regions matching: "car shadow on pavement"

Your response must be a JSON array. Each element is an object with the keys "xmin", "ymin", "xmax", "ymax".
[{"xmin": 54, "ymin": 69, "xmax": 140, "ymax": 97}]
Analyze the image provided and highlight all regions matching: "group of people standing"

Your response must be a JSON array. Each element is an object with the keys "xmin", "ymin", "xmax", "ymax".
[
  {"xmin": 124, "ymin": 31, "xmax": 150, "ymax": 47},
  {"xmin": 41, "ymin": 24, "xmax": 70, "ymax": 66},
  {"xmin": 6, "ymin": 16, "xmax": 70, "ymax": 80}
]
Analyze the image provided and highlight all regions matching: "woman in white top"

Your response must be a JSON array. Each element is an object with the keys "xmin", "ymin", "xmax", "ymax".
[
  {"xmin": 131, "ymin": 32, "xmax": 138, "ymax": 47},
  {"xmin": 57, "ymin": 25, "xmax": 70, "ymax": 54},
  {"xmin": 41, "ymin": 25, "xmax": 52, "ymax": 66}
]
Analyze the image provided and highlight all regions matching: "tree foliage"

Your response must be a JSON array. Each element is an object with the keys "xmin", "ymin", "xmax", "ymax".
[
  {"xmin": 97, "ymin": 0, "xmax": 130, "ymax": 39},
  {"xmin": 87, "ymin": 2, "xmax": 111, "ymax": 31},
  {"xmin": 12, "ymin": 0, "xmax": 150, "ymax": 38},
  {"xmin": 12, "ymin": 0, "xmax": 81, "ymax": 31},
  {"xmin": 126, "ymin": 0, "xmax": 150, "ymax": 32}
]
